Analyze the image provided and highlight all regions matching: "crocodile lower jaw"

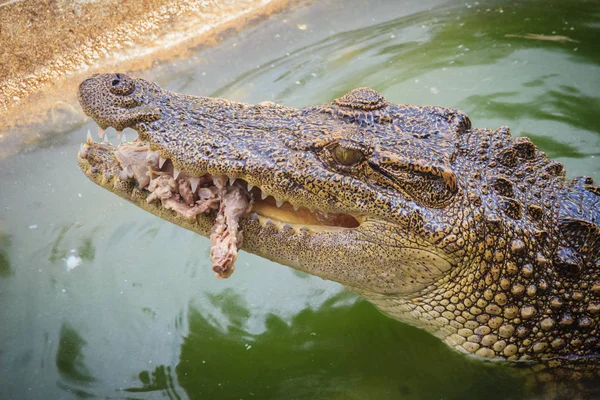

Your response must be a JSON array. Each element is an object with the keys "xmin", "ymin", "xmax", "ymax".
[{"xmin": 78, "ymin": 134, "xmax": 362, "ymax": 232}]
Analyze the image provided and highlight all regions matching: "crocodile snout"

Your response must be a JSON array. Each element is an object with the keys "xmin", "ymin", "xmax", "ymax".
[{"xmin": 78, "ymin": 73, "xmax": 160, "ymax": 131}]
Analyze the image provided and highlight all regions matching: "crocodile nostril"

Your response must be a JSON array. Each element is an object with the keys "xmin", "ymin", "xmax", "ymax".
[
  {"xmin": 112, "ymin": 73, "xmax": 123, "ymax": 86},
  {"xmin": 108, "ymin": 73, "xmax": 135, "ymax": 95}
]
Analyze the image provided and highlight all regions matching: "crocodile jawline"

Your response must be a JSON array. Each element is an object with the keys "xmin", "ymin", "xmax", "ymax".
[{"xmin": 79, "ymin": 135, "xmax": 361, "ymax": 232}]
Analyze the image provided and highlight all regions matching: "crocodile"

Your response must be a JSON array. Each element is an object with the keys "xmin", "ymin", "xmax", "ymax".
[{"xmin": 77, "ymin": 73, "xmax": 600, "ymax": 392}]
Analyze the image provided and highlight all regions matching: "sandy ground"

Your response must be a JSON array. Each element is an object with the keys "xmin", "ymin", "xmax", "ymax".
[{"xmin": 0, "ymin": 0, "xmax": 291, "ymax": 157}]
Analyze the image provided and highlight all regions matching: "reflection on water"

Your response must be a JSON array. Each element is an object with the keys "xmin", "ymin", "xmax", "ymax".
[
  {"xmin": 462, "ymin": 86, "xmax": 600, "ymax": 140},
  {"xmin": 0, "ymin": 0, "xmax": 598, "ymax": 399},
  {"xmin": 125, "ymin": 365, "xmax": 183, "ymax": 399},
  {"xmin": 128, "ymin": 291, "xmax": 519, "ymax": 400}
]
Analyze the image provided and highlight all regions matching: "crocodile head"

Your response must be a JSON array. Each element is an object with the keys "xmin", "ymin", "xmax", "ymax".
[
  {"xmin": 78, "ymin": 73, "xmax": 600, "ymax": 368},
  {"xmin": 78, "ymin": 72, "xmax": 470, "ymax": 294}
]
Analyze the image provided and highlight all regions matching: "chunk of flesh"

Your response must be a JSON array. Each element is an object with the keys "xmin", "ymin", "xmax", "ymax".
[
  {"xmin": 114, "ymin": 141, "xmax": 252, "ymax": 278},
  {"xmin": 210, "ymin": 183, "xmax": 253, "ymax": 278}
]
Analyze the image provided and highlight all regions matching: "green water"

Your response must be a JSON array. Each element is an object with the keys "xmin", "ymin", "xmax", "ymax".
[{"xmin": 1, "ymin": 0, "xmax": 599, "ymax": 399}]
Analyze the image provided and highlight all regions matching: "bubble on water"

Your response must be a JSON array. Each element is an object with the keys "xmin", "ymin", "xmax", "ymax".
[
  {"xmin": 66, "ymin": 255, "xmax": 82, "ymax": 271},
  {"xmin": 28, "ymin": 224, "xmax": 38, "ymax": 229}
]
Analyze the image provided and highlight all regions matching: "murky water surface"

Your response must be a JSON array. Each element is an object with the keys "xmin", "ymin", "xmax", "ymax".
[{"xmin": 1, "ymin": 0, "xmax": 599, "ymax": 399}]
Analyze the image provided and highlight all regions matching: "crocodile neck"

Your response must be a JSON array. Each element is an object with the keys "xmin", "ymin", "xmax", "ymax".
[{"xmin": 357, "ymin": 128, "xmax": 600, "ymax": 363}]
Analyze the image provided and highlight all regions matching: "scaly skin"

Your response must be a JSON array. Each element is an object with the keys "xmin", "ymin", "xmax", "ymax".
[{"xmin": 77, "ymin": 73, "xmax": 600, "ymax": 384}]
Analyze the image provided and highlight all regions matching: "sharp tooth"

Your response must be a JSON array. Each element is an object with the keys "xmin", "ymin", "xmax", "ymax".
[
  {"xmin": 261, "ymin": 192, "xmax": 267, "ymax": 200},
  {"xmin": 323, "ymin": 212, "xmax": 328, "ymax": 218},
  {"xmin": 276, "ymin": 199, "xmax": 283, "ymax": 208},
  {"xmin": 98, "ymin": 127, "xmax": 105, "ymax": 138},
  {"xmin": 212, "ymin": 175, "xmax": 227, "ymax": 189},
  {"xmin": 293, "ymin": 204, "xmax": 299, "ymax": 211},
  {"xmin": 159, "ymin": 156, "xmax": 167, "ymax": 168},
  {"xmin": 190, "ymin": 177, "xmax": 200, "ymax": 192},
  {"xmin": 173, "ymin": 168, "xmax": 181, "ymax": 179},
  {"xmin": 229, "ymin": 177, "xmax": 236, "ymax": 186},
  {"xmin": 86, "ymin": 130, "xmax": 93, "ymax": 143},
  {"xmin": 120, "ymin": 133, "xmax": 127, "ymax": 143},
  {"xmin": 78, "ymin": 143, "xmax": 87, "ymax": 158}
]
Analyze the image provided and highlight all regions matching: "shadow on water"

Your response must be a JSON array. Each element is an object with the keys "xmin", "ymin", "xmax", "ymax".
[
  {"xmin": 0, "ymin": 229, "xmax": 12, "ymax": 278},
  {"xmin": 56, "ymin": 323, "xmax": 96, "ymax": 398},
  {"xmin": 125, "ymin": 290, "xmax": 522, "ymax": 400}
]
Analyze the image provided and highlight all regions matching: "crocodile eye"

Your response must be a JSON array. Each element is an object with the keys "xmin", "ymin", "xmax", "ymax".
[{"xmin": 332, "ymin": 145, "xmax": 364, "ymax": 166}]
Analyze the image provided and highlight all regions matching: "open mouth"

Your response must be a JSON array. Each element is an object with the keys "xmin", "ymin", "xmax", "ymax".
[{"xmin": 78, "ymin": 131, "xmax": 361, "ymax": 278}]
